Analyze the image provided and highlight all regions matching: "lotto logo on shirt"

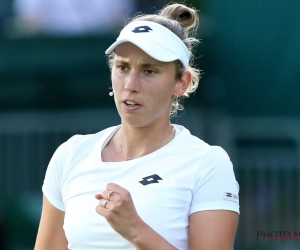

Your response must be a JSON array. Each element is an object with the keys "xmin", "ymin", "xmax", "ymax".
[
  {"xmin": 139, "ymin": 174, "xmax": 162, "ymax": 186},
  {"xmin": 223, "ymin": 192, "xmax": 238, "ymax": 203}
]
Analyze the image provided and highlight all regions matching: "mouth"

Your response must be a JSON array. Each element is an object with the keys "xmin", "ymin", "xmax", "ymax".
[
  {"xmin": 122, "ymin": 99, "xmax": 141, "ymax": 110},
  {"xmin": 123, "ymin": 100, "xmax": 140, "ymax": 106}
]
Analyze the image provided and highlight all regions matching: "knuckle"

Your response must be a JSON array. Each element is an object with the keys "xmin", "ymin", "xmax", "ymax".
[
  {"xmin": 116, "ymin": 199, "xmax": 123, "ymax": 207},
  {"xmin": 124, "ymin": 191, "xmax": 131, "ymax": 200},
  {"xmin": 115, "ymin": 195, "xmax": 122, "ymax": 202}
]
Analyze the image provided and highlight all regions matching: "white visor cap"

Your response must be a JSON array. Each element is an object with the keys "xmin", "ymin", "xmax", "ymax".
[{"xmin": 105, "ymin": 21, "xmax": 190, "ymax": 69}]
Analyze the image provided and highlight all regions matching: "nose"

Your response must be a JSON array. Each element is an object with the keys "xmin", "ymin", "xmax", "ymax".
[{"xmin": 124, "ymin": 70, "xmax": 139, "ymax": 93}]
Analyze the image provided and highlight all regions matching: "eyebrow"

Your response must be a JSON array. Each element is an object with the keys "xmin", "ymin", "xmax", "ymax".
[
  {"xmin": 114, "ymin": 60, "xmax": 164, "ymax": 68},
  {"xmin": 141, "ymin": 63, "xmax": 164, "ymax": 68},
  {"xmin": 114, "ymin": 60, "xmax": 129, "ymax": 65}
]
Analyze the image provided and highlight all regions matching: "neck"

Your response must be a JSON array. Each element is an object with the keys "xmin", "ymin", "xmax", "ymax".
[{"xmin": 117, "ymin": 121, "xmax": 174, "ymax": 160}]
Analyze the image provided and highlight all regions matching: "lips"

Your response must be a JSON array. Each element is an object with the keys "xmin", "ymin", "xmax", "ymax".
[
  {"xmin": 123, "ymin": 99, "xmax": 141, "ymax": 106},
  {"xmin": 125, "ymin": 100, "xmax": 138, "ymax": 105},
  {"xmin": 124, "ymin": 98, "xmax": 139, "ymax": 103},
  {"xmin": 122, "ymin": 99, "xmax": 141, "ymax": 111}
]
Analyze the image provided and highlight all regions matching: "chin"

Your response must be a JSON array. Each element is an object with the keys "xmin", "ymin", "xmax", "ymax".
[{"xmin": 122, "ymin": 116, "xmax": 149, "ymax": 128}]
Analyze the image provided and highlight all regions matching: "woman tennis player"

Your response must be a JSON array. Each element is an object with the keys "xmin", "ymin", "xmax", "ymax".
[{"xmin": 34, "ymin": 3, "xmax": 239, "ymax": 250}]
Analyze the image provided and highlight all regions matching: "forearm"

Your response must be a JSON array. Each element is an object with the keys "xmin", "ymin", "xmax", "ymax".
[{"xmin": 128, "ymin": 221, "xmax": 178, "ymax": 250}]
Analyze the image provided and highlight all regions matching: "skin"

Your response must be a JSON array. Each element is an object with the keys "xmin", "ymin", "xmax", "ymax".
[
  {"xmin": 102, "ymin": 42, "xmax": 190, "ymax": 161},
  {"xmin": 34, "ymin": 196, "xmax": 68, "ymax": 250},
  {"xmin": 34, "ymin": 42, "xmax": 239, "ymax": 250}
]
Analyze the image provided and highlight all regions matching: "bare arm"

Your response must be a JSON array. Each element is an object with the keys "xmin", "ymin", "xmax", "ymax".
[
  {"xmin": 34, "ymin": 195, "xmax": 68, "ymax": 250},
  {"xmin": 189, "ymin": 210, "xmax": 239, "ymax": 250},
  {"xmin": 127, "ymin": 210, "xmax": 238, "ymax": 250},
  {"xmin": 129, "ymin": 220, "xmax": 178, "ymax": 250}
]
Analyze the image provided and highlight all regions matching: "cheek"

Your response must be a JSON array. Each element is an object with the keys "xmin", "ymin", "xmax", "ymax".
[
  {"xmin": 111, "ymin": 70, "xmax": 117, "ymax": 86},
  {"xmin": 147, "ymin": 80, "xmax": 174, "ymax": 107},
  {"xmin": 111, "ymin": 72, "xmax": 122, "ymax": 90},
  {"xmin": 154, "ymin": 76, "xmax": 176, "ymax": 97},
  {"xmin": 111, "ymin": 74, "xmax": 122, "ymax": 105}
]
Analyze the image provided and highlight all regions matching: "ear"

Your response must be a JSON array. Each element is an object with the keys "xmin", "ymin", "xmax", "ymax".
[{"xmin": 174, "ymin": 70, "xmax": 192, "ymax": 97}]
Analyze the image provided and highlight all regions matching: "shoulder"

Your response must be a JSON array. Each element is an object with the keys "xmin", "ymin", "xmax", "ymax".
[
  {"xmin": 52, "ymin": 125, "xmax": 119, "ymax": 164},
  {"xmin": 173, "ymin": 124, "xmax": 208, "ymax": 147},
  {"xmin": 45, "ymin": 125, "xmax": 119, "ymax": 180},
  {"xmin": 174, "ymin": 124, "xmax": 229, "ymax": 157},
  {"xmin": 62, "ymin": 125, "xmax": 119, "ymax": 150},
  {"xmin": 173, "ymin": 124, "xmax": 232, "ymax": 171}
]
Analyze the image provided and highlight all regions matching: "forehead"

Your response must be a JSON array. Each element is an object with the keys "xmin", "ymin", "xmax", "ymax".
[{"xmin": 114, "ymin": 42, "xmax": 167, "ymax": 66}]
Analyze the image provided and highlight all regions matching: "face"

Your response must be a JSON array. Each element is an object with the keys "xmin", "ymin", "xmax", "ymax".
[{"xmin": 111, "ymin": 42, "xmax": 184, "ymax": 128}]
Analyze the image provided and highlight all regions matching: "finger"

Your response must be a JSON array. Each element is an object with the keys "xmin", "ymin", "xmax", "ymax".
[
  {"xmin": 95, "ymin": 193, "xmax": 103, "ymax": 200},
  {"xmin": 106, "ymin": 184, "xmax": 132, "ymax": 202},
  {"xmin": 96, "ymin": 203, "xmax": 107, "ymax": 215},
  {"xmin": 106, "ymin": 183, "xmax": 124, "ymax": 193},
  {"xmin": 97, "ymin": 199, "xmax": 114, "ymax": 218},
  {"xmin": 100, "ymin": 190, "xmax": 109, "ymax": 200},
  {"xmin": 98, "ymin": 190, "xmax": 112, "ymax": 201},
  {"xmin": 96, "ymin": 191, "xmax": 117, "ymax": 204},
  {"xmin": 105, "ymin": 190, "xmax": 116, "ymax": 201},
  {"xmin": 96, "ymin": 199, "xmax": 110, "ymax": 211}
]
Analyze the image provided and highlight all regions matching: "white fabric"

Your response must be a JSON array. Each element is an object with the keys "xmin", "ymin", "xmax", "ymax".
[
  {"xmin": 105, "ymin": 21, "xmax": 190, "ymax": 69},
  {"xmin": 42, "ymin": 124, "xmax": 239, "ymax": 250}
]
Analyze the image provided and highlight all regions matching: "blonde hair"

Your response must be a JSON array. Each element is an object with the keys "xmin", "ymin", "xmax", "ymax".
[{"xmin": 108, "ymin": 3, "xmax": 201, "ymax": 117}]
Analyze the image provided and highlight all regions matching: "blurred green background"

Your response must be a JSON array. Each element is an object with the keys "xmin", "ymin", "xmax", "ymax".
[{"xmin": 0, "ymin": 0, "xmax": 299, "ymax": 249}]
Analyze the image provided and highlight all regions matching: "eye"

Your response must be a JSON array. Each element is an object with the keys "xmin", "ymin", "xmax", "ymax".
[
  {"xmin": 145, "ymin": 69, "xmax": 155, "ymax": 75},
  {"xmin": 117, "ymin": 65, "xmax": 129, "ymax": 72}
]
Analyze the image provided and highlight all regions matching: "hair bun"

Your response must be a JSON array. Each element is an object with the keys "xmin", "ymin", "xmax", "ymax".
[{"xmin": 159, "ymin": 3, "xmax": 199, "ymax": 31}]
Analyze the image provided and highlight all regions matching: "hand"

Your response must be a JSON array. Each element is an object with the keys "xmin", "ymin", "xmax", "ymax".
[{"xmin": 95, "ymin": 183, "xmax": 144, "ymax": 241}]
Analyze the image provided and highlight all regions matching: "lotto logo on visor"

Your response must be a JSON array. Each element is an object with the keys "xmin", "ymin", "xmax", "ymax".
[
  {"xmin": 132, "ymin": 26, "xmax": 153, "ymax": 33},
  {"xmin": 105, "ymin": 21, "xmax": 190, "ymax": 69}
]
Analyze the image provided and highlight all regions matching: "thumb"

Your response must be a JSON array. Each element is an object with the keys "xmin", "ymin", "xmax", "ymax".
[{"xmin": 95, "ymin": 194, "xmax": 103, "ymax": 200}]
